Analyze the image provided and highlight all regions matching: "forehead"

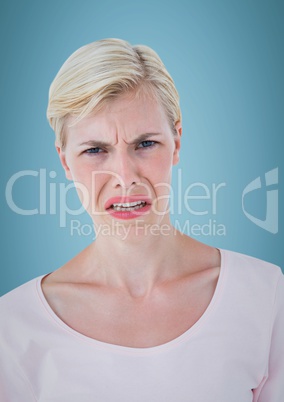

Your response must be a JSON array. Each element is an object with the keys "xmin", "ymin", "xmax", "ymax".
[{"xmin": 66, "ymin": 90, "xmax": 170, "ymax": 143}]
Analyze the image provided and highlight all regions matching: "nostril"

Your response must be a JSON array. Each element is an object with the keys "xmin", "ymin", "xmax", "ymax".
[{"xmin": 113, "ymin": 180, "xmax": 138, "ymax": 189}]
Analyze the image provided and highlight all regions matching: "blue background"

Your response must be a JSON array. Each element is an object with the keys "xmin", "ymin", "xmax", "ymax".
[{"xmin": 1, "ymin": 0, "xmax": 283, "ymax": 295}]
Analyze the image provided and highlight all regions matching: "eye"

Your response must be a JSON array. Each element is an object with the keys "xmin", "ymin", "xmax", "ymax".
[
  {"xmin": 137, "ymin": 140, "xmax": 157, "ymax": 149},
  {"xmin": 84, "ymin": 147, "xmax": 105, "ymax": 155}
]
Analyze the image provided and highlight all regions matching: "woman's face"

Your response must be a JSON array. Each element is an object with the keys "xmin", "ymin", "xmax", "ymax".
[{"xmin": 57, "ymin": 90, "xmax": 181, "ymax": 231}]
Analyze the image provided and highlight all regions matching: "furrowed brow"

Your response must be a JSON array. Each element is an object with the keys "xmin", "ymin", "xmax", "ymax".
[
  {"xmin": 124, "ymin": 132, "xmax": 162, "ymax": 145},
  {"xmin": 79, "ymin": 133, "xmax": 162, "ymax": 147},
  {"xmin": 79, "ymin": 140, "xmax": 110, "ymax": 148}
]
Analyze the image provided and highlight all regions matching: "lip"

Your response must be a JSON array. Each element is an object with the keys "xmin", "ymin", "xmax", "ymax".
[
  {"xmin": 104, "ymin": 195, "xmax": 152, "ymax": 220},
  {"xmin": 104, "ymin": 195, "xmax": 152, "ymax": 210}
]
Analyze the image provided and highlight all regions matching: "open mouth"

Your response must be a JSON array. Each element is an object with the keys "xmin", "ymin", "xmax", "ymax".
[
  {"xmin": 104, "ymin": 196, "xmax": 152, "ymax": 218},
  {"xmin": 110, "ymin": 201, "xmax": 147, "ymax": 212}
]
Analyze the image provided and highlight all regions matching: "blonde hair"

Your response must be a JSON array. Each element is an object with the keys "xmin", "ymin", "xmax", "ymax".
[{"xmin": 47, "ymin": 38, "xmax": 181, "ymax": 149}]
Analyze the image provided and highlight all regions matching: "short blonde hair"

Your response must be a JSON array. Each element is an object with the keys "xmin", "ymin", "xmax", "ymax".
[{"xmin": 47, "ymin": 38, "xmax": 181, "ymax": 149}]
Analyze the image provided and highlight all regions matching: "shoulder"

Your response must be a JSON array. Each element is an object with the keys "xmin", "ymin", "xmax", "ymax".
[
  {"xmin": 220, "ymin": 248, "xmax": 283, "ymax": 309},
  {"xmin": 1, "ymin": 275, "xmax": 41, "ymax": 302},
  {"xmin": 221, "ymin": 248, "xmax": 282, "ymax": 281},
  {"xmin": 0, "ymin": 275, "xmax": 52, "ymax": 355},
  {"xmin": 0, "ymin": 275, "xmax": 46, "ymax": 326}
]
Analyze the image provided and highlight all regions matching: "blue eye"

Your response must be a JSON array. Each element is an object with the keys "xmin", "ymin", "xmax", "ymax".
[
  {"xmin": 85, "ymin": 147, "xmax": 104, "ymax": 154},
  {"xmin": 137, "ymin": 140, "xmax": 157, "ymax": 149}
]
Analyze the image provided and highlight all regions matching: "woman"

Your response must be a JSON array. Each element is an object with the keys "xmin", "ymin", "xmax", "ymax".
[{"xmin": 0, "ymin": 38, "xmax": 283, "ymax": 402}]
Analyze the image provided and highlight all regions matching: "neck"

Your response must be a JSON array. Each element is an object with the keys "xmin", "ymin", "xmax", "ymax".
[{"xmin": 85, "ymin": 221, "xmax": 188, "ymax": 298}]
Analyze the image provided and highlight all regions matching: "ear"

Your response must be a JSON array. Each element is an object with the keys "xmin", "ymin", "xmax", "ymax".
[
  {"xmin": 173, "ymin": 121, "xmax": 182, "ymax": 166},
  {"xmin": 55, "ymin": 142, "xmax": 72, "ymax": 181}
]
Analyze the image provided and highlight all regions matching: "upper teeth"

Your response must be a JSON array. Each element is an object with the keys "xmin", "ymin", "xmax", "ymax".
[{"xmin": 112, "ymin": 201, "xmax": 146, "ymax": 208}]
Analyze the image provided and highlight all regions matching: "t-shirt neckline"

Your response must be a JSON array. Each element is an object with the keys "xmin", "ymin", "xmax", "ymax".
[{"xmin": 36, "ymin": 248, "xmax": 227, "ymax": 355}]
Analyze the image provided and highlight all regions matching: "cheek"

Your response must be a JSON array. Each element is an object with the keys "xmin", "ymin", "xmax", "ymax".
[
  {"xmin": 74, "ymin": 171, "xmax": 109, "ymax": 215},
  {"xmin": 69, "ymin": 157, "xmax": 98, "ymax": 182},
  {"xmin": 68, "ymin": 161, "xmax": 103, "ymax": 204},
  {"xmin": 147, "ymin": 150, "xmax": 173, "ymax": 181},
  {"xmin": 140, "ymin": 153, "xmax": 173, "ymax": 205},
  {"xmin": 70, "ymin": 164, "xmax": 91, "ymax": 187}
]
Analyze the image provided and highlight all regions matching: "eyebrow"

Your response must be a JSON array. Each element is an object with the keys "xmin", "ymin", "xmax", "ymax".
[{"xmin": 78, "ymin": 132, "xmax": 162, "ymax": 148}]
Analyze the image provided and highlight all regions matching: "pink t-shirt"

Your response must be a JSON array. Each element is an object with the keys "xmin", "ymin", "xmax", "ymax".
[{"xmin": 1, "ymin": 249, "xmax": 283, "ymax": 402}]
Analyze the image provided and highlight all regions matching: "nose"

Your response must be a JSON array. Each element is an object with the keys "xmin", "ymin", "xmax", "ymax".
[{"xmin": 111, "ymin": 149, "xmax": 141, "ymax": 190}]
